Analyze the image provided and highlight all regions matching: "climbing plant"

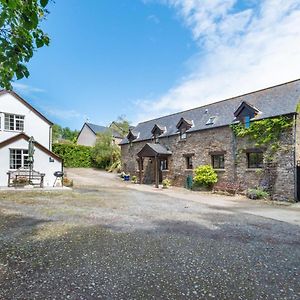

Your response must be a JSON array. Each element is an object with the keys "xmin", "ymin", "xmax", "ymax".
[
  {"xmin": 230, "ymin": 116, "xmax": 293, "ymax": 153},
  {"xmin": 231, "ymin": 116, "xmax": 293, "ymax": 195}
]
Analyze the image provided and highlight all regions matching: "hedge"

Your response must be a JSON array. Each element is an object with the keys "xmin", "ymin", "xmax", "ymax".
[{"xmin": 52, "ymin": 143, "xmax": 93, "ymax": 167}]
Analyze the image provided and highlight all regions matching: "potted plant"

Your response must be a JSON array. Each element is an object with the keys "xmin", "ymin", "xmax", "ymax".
[
  {"xmin": 13, "ymin": 176, "xmax": 30, "ymax": 187},
  {"xmin": 162, "ymin": 178, "xmax": 171, "ymax": 189}
]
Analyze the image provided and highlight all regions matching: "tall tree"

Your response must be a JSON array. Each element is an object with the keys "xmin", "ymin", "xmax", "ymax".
[
  {"xmin": 92, "ymin": 131, "xmax": 120, "ymax": 169},
  {"xmin": 0, "ymin": 0, "xmax": 50, "ymax": 89},
  {"xmin": 110, "ymin": 115, "xmax": 131, "ymax": 137},
  {"xmin": 52, "ymin": 124, "xmax": 79, "ymax": 143}
]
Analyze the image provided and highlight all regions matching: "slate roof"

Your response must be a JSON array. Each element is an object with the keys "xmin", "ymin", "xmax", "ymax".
[
  {"xmin": 121, "ymin": 79, "xmax": 300, "ymax": 145},
  {"xmin": 85, "ymin": 123, "xmax": 123, "ymax": 139},
  {"xmin": 137, "ymin": 143, "xmax": 172, "ymax": 157}
]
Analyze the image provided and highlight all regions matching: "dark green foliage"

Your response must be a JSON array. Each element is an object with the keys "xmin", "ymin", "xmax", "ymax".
[
  {"xmin": 247, "ymin": 188, "xmax": 269, "ymax": 200},
  {"xmin": 52, "ymin": 143, "xmax": 93, "ymax": 168},
  {"xmin": 0, "ymin": 0, "xmax": 51, "ymax": 89},
  {"xmin": 52, "ymin": 124, "xmax": 79, "ymax": 143}
]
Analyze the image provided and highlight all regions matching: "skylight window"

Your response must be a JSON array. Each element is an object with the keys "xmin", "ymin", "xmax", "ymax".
[{"xmin": 206, "ymin": 116, "xmax": 216, "ymax": 125}]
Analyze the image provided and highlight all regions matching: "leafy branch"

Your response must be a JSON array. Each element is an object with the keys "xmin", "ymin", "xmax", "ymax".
[{"xmin": 0, "ymin": 0, "xmax": 50, "ymax": 89}]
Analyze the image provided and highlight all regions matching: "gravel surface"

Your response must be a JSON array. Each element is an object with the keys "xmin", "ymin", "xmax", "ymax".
[{"xmin": 0, "ymin": 168, "xmax": 299, "ymax": 299}]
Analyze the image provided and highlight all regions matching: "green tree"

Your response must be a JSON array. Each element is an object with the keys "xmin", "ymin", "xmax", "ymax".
[
  {"xmin": 52, "ymin": 124, "xmax": 62, "ymax": 143},
  {"xmin": 0, "ymin": 0, "xmax": 50, "ymax": 89},
  {"xmin": 110, "ymin": 115, "xmax": 131, "ymax": 137},
  {"xmin": 91, "ymin": 131, "xmax": 120, "ymax": 169},
  {"xmin": 62, "ymin": 127, "xmax": 79, "ymax": 142},
  {"xmin": 52, "ymin": 124, "xmax": 79, "ymax": 143}
]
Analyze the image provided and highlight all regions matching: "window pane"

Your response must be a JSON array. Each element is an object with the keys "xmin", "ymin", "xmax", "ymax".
[
  {"xmin": 248, "ymin": 152, "xmax": 263, "ymax": 168},
  {"xmin": 160, "ymin": 159, "xmax": 168, "ymax": 170},
  {"xmin": 212, "ymin": 155, "xmax": 224, "ymax": 169},
  {"xmin": 4, "ymin": 114, "xmax": 24, "ymax": 131},
  {"xmin": 23, "ymin": 150, "xmax": 29, "ymax": 168},
  {"xmin": 4, "ymin": 114, "xmax": 10, "ymax": 130},
  {"xmin": 10, "ymin": 149, "xmax": 28, "ymax": 169},
  {"xmin": 9, "ymin": 115, "xmax": 14, "ymax": 130},
  {"xmin": 186, "ymin": 156, "xmax": 193, "ymax": 169}
]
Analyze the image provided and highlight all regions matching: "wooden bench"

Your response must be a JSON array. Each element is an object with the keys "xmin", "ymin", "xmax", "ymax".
[
  {"xmin": 213, "ymin": 181, "xmax": 242, "ymax": 195},
  {"xmin": 7, "ymin": 169, "xmax": 45, "ymax": 188}
]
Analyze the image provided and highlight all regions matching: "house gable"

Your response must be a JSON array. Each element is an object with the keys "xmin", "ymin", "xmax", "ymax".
[
  {"xmin": 176, "ymin": 117, "xmax": 193, "ymax": 131},
  {"xmin": 0, "ymin": 133, "xmax": 62, "ymax": 161},
  {"xmin": 77, "ymin": 123, "xmax": 97, "ymax": 146},
  {"xmin": 151, "ymin": 124, "xmax": 165, "ymax": 136},
  {"xmin": 234, "ymin": 101, "xmax": 260, "ymax": 120},
  {"xmin": 0, "ymin": 90, "xmax": 52, "ymax": 125}
]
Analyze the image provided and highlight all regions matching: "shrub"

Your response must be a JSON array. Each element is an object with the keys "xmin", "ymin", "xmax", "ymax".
[
  {"xmin": 131, "ymin": 175, "xmax": 138, "ymax": 183},
  {"xmin": 193, "ymin": 165, "xmax": 218, "ymax": 188},
  {"xmin": 63, "ymin": 177, "xmax": 73, "ymax": 187},
  {"xmin": 162, "ymin": 178, "xmax": 171, "ymax": 188},
  {"xmin": 52, "ymin": 143, "xmax": 93, "ymax": 167},
  {"xmin": 247, "ymin": 188, "xmax": 269, "ymax": 200},
  {"xmin": 91, "ymin": 132, "xmax": 121, "ymax": 170}
]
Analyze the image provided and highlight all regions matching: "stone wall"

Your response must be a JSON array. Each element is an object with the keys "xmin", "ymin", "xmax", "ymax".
[{"xmin": 121, "ymin": 123, "xmax": 296, "ymax": 201}]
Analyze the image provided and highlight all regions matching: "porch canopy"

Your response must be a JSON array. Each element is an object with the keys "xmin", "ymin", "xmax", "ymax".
[{"xmin": 137, "ymin": 143, "xmax": 172, "ymax": 188}]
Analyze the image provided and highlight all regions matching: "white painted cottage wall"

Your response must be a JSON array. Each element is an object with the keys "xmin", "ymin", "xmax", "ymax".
[
  {"xmin": 0, "ymin": 138, "xmax": 61, "ymax": 187},
  {"xmin": 77, "ymin": 124, "xmax": 96, "ymax": 146},
  {"xmin": 0, "ymin": 93, "xmax": 51, "ymax": 148}
]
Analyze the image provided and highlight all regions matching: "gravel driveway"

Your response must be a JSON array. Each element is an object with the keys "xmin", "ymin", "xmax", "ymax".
[{"xmin": 0, "ymin": 168, "xmax": 299, "ymax": 299}]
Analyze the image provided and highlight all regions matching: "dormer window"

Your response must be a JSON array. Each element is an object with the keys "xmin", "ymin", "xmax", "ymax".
[
  {"xmin": 234, "ymin": 101, "xmax": 259, "ymax": 128},
  {"xmin": 206, "ymin": 116, "xmax": 216, "ymax": 125},
  {"xmin": 151, "ymin": 124, "xmax": 165, "ymax": 144},
  {"xmin": 176, "ymin": 117, "xmax": 192, "ymax": 141},
  {"xmin": 244, "ymin": 116, "xmax": 250, "ymax": 129},
  {"xmin": 180, "ymin": 128, "xmax": 187, "ymax": 140},
  {"xmin": 127, "ymin": 129, "xmax": 138, "ymax": 143}
]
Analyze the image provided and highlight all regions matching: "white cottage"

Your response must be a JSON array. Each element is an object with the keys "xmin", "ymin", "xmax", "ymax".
[{"xmin": 0, "ymin": 90, "xmax": 62, "ymax": 187}]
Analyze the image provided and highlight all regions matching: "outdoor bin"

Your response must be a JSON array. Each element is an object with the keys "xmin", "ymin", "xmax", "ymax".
[{"xmin": 186, "ymin": 175, "xmax": 193, "ymax": 190}]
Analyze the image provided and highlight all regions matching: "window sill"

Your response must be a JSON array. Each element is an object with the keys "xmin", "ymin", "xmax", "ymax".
[
  {"xmin": 246, "ymin": 168, "xmax": 263, "ymax": 171},
  {"xmin": 162, "ymin": 169, "xmax": 169, "ymax": 172},
  {"xmin": 178, "ymin": 139, "xmax": 187, "ymax": 143},
  {"xmin": 214, "ymin": 169, "xmax": 225, "ymax": 172},
  {"xmin": 184, "ymin": 169, "xmax": 193, "ymax": 172},
  {"xmin": 4, "ymin": 129, "xmax": 23, "ymax": 133}
]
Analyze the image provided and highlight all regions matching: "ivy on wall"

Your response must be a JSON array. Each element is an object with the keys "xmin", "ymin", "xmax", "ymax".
[
  {"xmin": 230, "ymin": 116, "xmax": 293, "ymax": 154},
  {"xmin": 230, "ymin": 115, "xmax": 294, "ymax": 196}
]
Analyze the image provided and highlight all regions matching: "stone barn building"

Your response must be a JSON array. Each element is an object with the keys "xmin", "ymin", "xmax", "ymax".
[{"xmin": 120, "ymin": 79, "xmax": 300, "ymax": 202}]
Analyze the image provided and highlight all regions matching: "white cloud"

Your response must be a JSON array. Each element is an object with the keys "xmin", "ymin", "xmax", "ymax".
[
  {"xmin": 137, "ymin": 0, "xmax": 300, "ymax": 123},
  {"xmin": 42, "ymin": 106, "xmax": 83, "ymax": 120},
  {"xmin": 12, "ymin": 82, "xmax": 45, "ymax": 94}
]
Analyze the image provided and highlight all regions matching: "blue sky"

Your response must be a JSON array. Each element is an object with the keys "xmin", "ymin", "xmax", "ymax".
[{"xmin": 13, "ymin": 0, "xmax": 300, "ymax": 130}]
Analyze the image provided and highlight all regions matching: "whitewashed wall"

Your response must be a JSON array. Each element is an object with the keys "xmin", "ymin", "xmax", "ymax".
[
  {"xmin": 77, "ymin": 124, "xmax": 96, "ymax": 146},
  {"xmin": 0, "ymin": 93, "xmax": 51, "ymax": 148},
  {"xmin": 0, "ymin": 138, "xmax": 62, "ymax": 187}
]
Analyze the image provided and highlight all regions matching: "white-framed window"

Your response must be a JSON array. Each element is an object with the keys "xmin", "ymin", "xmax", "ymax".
[
  {"xmin": 4, "ymin": 114, "xmax": 25, "ymax": 131},
  {"xmin": 9, "ymin": 149, "xmax": 29, "ymax": 169},
  {"xmin": 160, "ymin": 158, "xmax": 168, "ymax": 170}
]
